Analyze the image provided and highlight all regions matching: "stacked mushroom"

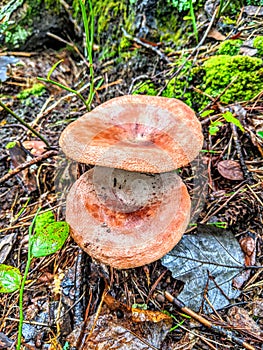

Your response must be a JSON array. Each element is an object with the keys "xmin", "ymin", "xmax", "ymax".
[{"xmin": 59, "ymin": 95, "xmax": 203, "ymax": 269}]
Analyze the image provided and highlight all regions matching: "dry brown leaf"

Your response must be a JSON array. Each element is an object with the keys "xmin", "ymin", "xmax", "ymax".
[
  {"xmin": 233, "ymin": 236, "xmax": 256, "ymax": 289},
  {"xmin": 23, "ymin": 140, "xmax": 47, "ymax": 156},
  {"xmin": 132, "ymin": 308, "xmax": 171, "ymax": 323},
  {"xmin": 207, "ymin": 28, "xmax": 226, "ymax": 41},
  {"xmin": 67, "ymin": 294, "xmax": 173, "ymax": 349},
  {"xmin": 217, "ymin": 160, "xmax": 244, "ymax": 180},
  {"xmin": 8, "ymin": 141, "xmax": 37, "ymax": 192},
  {"xmin": 239, "ymin": 236, "xmax": 256, "ymax": 265},
  {"xmin": 67, "ymin": 307, "xmax": 172, "ymax": 349}
]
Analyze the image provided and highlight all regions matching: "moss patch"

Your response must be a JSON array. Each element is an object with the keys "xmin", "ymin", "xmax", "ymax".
[
  {"xmin": 196, "ymin": 55, "xmax": 263, "ymax": 105},
  {"xmin": 253, "ymin": 36, "xmax": 263, "ymax": 56},
  {"xmin": 132, "ymin": 81, "xmax": 158, "ymax": 96},
  {"xmin": 17, "ymin": 83, "xmax": 46, "ymax": 99},
  {"xmin": 217, "ymin": 39, "xmax": 243, "ymax": 56}
]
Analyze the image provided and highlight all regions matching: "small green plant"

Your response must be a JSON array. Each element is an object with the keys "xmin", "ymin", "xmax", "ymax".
[
  {"xmin": 257, "ymin": 131, "xmax": 263, "ymax": 138},
  {"xmin": 162, "ymin": 310, "xmax": 191, "ymax": 331},
  {"xmin": 209, "ymin": 120, "xmax": 223, "ymax": 136},
  {"xmin": 168, "ymin": 0, "xmax": 198, "ymax": 42},
  {"xmin": 207, "ymin": 221, "xmax": 228, "ymax": 229},
  {"xmin": 0, "ymin": 209, "xmax": 69, "ymax": 349},
  {"xmin": 204, "ymin": 110, "xmax": 244, "ymax": 136},
  {"xmin": 222, "ymin": 111, "xmax": 244, "ymax": 132},
  {"xmin": 168, "ymin": 0, "xmax": 195, "ymax": 12},
  {"xmin": 38, "ymin": 0, "xmax": 102, "ymax": 111},
  {"xmin": 132, "ymin": 303, "xmax": 148, "ymax": 310}
]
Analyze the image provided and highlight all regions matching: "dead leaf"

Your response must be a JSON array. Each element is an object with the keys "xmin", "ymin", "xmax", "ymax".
[
  {"xmin": 7, "ymin": 141, "xmax": 37, "ymax": 192},
  {"xmin": 67, "ymin": 305, "xmax": 172, "ymax": 349},
  {"xmin": 131, "ymin": 308, "xmax": 171, "ymax": 323},
  {"xmin": 104, "ymin": 293, "xmax": 172, "ymax": 323},
  {"xmin": 239, "ymin": 236, "xmax": 256, "ymax": 265},
  {"xmin": 217, "ymin": 160, "xmax": 244, "ymax": 180},
  {"xmin": 161, "ymin": 225, "xmax": 245, "ymax": 312},
  {"xmin": 207, "ymin": 28, "xmax": 226, "ymax": 41},
  {"xmin": 227, "ymin": 306, "xmax": 262, "ymax": 335},
  {"xmin": 23, "ymin": 140, "xmax": 47, "ymax": 156},
  {"xmin": 0, "ymin": 233, "xmax": 16, "ymax": 263},
  {"xmin": 233, "ymin": 236, "xmax": 256, "ymax": 289},
  {"xmin": 68, "ymin": 294, "xmax": 172, "ymax": 349}
]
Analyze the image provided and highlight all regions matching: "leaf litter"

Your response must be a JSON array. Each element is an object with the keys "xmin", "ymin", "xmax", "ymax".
[{"xmin": 162, "ymin": 225, "xmax": 245, "ymax": 312}]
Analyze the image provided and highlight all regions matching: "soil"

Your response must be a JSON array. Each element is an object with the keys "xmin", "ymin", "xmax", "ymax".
[{"xmin": 0, "ymin": 2, "xmax": 263, "ymax": 350}]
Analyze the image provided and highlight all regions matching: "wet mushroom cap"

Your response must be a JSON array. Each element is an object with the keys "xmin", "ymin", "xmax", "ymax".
[
  {"xmin": 66, "ymin": 167, "xmax": 191, "ymax": 269},
  {"xmin": 59, "ymin": 95, "xmax": 203, "ymax": 173}
]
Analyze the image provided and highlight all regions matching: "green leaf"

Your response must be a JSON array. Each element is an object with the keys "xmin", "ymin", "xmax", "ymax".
[
  {"xmin": 31, "ymin": 222, "xmax": 69, "ymax": 258},
  {"xmin": 0, "ymin": 264, "xmax": 22, "ymax": 293},
  {"xmin": 257, "ymin": 131, "xmax": 263, "ymax": 139},
  {"xmin": 222, "ymin": 111, "xmax": 245, "ymax": 132},
  {"xmin": 209, "ymin": 120, "xmax": 223, "ymax": 136},
  {"xmin": 200, "ymin": 109, "xmax": 214, "ymax": 118},
  {"xmin": 34, "ymin": 211, "xmax": 55, "ymax": 234},
  {"xmin": 47, "ymin": 59, "xmax": 64, "ymax": 80}
]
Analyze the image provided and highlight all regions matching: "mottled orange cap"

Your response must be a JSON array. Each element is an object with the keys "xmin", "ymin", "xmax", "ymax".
[
  {"xmin": 59, "ymin": 95, "xmax": 203, "ymax": 173},
  {"xmin": 66, "ymin": 167, "xmax": 191, "ymax": 269}
]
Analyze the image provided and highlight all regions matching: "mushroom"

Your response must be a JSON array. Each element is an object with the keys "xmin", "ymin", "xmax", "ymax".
[
  {"xmin": 59, "ymin": 95, "xmax": 203, "ymax": 268},
  {"xmin": 66, "ymin": 167, "xmax": 191, "ymax": 269},
  {"xmin": 59, "ymin": 95, "xmax": 203, "ymax": 173}
]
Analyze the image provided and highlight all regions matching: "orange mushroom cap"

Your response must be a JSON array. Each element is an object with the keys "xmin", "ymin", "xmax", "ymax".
[
  {"xmin": 66, "ymin": 167, "xmax": 191, "ymax": 269},
  {"xmin": 59, "ymin": 95, "xmax": 203, "ymax": 173}
]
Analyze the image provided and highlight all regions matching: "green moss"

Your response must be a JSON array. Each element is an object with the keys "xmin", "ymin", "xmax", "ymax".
[
  {"xmin": 253, "ymin": 36, "xmax": 263, "ymax": 56},
  {"xmin": 197, "ymin": 55, "xmax": 263, "ymax": 105},
  {"xmin": 17, "ymin": 83, "xmax": 46, "ymax": 99},
  {"xmin": 119, "ymin": 37, "xmax": 131, "ymax": 51},
  {"xmin": 5, "ymin": 141, "xmax": 17, "ymax": 149},
  {"xmin": 217, "ymin": 39, "xmax": 243, "ymax": 56},
  {"xmin": 161, "ymin": 76, "xmax": 193, "ymax": 106},
  {"xmin": 132, "ymin": 82, "xmax": 158, "ymax": 96},
  {"xmin": 160, "ymin": 59, "xmax": 194, "ymax": 106},
  {"xmin": 4, "ymin": 25, "xmax": 29, "ymax": 48},
  {"xmin": 1, "ymin": 0, "xmax": 61, "ymax": 49},
  {"xmin": 44, "ymin": 0, "xmax": 61, "ymax": 12}
]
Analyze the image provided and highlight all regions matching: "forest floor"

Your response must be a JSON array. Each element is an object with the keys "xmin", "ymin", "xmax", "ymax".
[{"xmin": 0, "ymin": 2, "xmax": 263, "ymax": 350}]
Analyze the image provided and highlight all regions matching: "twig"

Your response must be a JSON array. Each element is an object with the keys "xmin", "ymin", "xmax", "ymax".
[
  {"xmin": 0, "ymin": 150, "xmax": 58, "ymax": 184},
  {"xmin": 164, "ymin": 291, "xmax": 256, "ymax": 350},
  {"xmin": 0, "ymin": 100, "xmax": 51, "ymax": 148},
  {"xmin": 231, "ymin": 123, "xmax": 254, "ymax": 184},
  {"xmin": 46, "ymin": 31, "xmax": 86, "ymax": 62},
  {"xmin": 121, "ymin": 28, "xmax": 171, "ymax": 63}
]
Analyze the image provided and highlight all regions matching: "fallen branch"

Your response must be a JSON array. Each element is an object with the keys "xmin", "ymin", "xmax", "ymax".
[
  {"xmin": 0, "ymin": 150, "xmax": 58, "ymax": 184},
  {"xmin": 0, "ymin": 100, "xmax": 51, "ymax": 148},
  {"xmin": 121, "ymin": 28, "xmax": 171, "ymax": 63},
  {"xmin": 164, "ymin": 291, "xmax": 257, "ymax": 350}
]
